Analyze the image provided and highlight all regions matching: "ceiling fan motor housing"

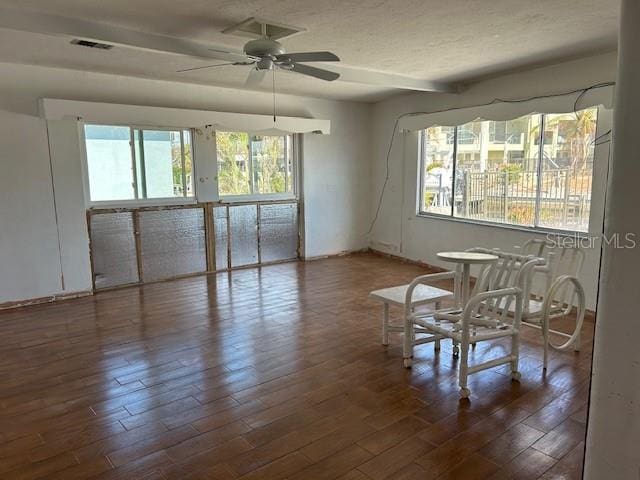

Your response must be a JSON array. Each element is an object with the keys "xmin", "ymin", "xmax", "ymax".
[{"xmin": 244, "ymin": 38, "xmax": 285, "ymax": 59}]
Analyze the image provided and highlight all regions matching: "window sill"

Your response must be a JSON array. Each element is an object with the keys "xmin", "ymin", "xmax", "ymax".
[
  {"xmin": 87, "ymin": 197, "xmax": 197, "ymax": 209},
  {"xmin": 218, "ymin": 194, "xmax": 298, "ymax": 204},
  {"xmin": 415, "ymin": 212, "xmax": 590, "ymax": 238}
]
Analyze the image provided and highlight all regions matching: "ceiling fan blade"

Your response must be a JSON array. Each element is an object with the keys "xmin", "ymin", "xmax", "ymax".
[
  {"xmin": 289, "ymin": 63, "xmax": 340, "ymax": 81},
  {"xmin": 245, "ymin": 68, "xmax": 267, "ymax": 87},
  {"xmin": 207, "ymin": 48, "xmax": 255, "ymax": 63},
  {"xmin": 276, "ymin": 51, "xmax": 340, "ymax": 63},
  {"xmin": 177, "ymin": 62, "xmax": 236, "ymax": 73}
]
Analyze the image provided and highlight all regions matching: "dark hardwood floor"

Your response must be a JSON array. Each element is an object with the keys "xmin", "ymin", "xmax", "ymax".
[{"xmin": 0, "ymin": 253, "xmax": 592, "ymax": 479}]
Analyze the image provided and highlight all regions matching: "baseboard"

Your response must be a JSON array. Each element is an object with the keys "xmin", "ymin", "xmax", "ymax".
[
  {"xmin": 0, "ymin": 290, "xmax": 93, "ymax": 311},
  {"xmin": 303, "ymin": 248, "xmax": 369, "ymax": 262},
  {"xmin": 368, "ymin": 248, "xmax": 447, "ymax": 272}
]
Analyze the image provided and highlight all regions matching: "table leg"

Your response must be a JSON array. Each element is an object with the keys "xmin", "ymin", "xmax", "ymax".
[
  {"xmin": 462, "ymin": 263, "xmax": 471, "ymax": 305},
  {"xmin": 434, "ymin": 301, "xmax": 441, "ymax": 351},
  {"xmin": 382, "ymin": 303, "xmax": 389, "ymax": 346}
]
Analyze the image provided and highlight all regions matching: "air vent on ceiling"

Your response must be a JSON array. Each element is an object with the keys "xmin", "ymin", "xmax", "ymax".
[
  {"xmin": 222, "ymin": 17, "xmax": 305, "ymax": 40},
  {"xmin": 70, "ymin": 39, "xmax": 114, "ymax": 50}
]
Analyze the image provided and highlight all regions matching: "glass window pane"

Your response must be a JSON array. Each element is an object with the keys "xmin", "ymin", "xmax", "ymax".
[
  {"xmin": 183, "ymin": 130, "xmax": 194, "ymax": 197},
  {"xmin": 140, "ymin": 130, "xmax": 185, "ymax": 199},
  {"xmin": 134, "ymin": 130, "xmax": 144, "ymax": 198},
  {"xmin": 251, "ymin": 135, "xmax": 291, "ymax": 194},
  {"xmin": 216, "ymin": 132, "xmax": 251, "ymax": 195},
  {"xmin": 453, "ymin": 115, "xmax": 541, "ymax": 227},
  {"xmin": 537, "ymin": 108, "xmax": 597, "ymax": 232},
  {"xmin": 421, "ymin": 126, "xmax": 455, "ymax": 214},
  {"xmin": 84, "ymin": 125, "xmax": 134, "ymax": 201}
]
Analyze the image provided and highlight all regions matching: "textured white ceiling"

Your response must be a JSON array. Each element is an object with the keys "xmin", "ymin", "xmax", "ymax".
[{"xmin": 0, "ymin": 0, "xmax": 620, "ymax": 102}]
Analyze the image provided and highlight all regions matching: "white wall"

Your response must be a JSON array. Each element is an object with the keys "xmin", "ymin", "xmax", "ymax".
[
  {"xmin": 369, "ymin": 53, "xmax": 618, "ymax": 309},
  {"xmin": 0, "ymin": 62, "xmax": 371, "ymax": 304},
  {"xmin": 0, "ymin": 110, "xmax": 64, "ymax": 302},
  {"xmin": 585, "ymin": 1, "xmax": 640, "ymax": 477}
]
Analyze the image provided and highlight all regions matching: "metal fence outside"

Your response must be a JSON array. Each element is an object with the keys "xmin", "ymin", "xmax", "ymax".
[{"xmin": 425, "ymin": 168, "xmax": 592, "ymax": 231}]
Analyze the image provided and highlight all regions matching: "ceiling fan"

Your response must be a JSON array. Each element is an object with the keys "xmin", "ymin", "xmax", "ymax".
[{"xmin": 177, "ymin": 28, "xmax": 341, "ymax": 88}]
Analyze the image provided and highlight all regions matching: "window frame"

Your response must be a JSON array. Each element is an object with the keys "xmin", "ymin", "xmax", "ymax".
[
  {"xmin": 80, "ymin": 122, "xmax": 198, "ymax": 208},
  {"xmin": 215, "ymin": 131, "xmax": 299, "ymax": 203},
  {"xmin": 417, "ymin": 109, "xmax": 599, "ymax": 235}
]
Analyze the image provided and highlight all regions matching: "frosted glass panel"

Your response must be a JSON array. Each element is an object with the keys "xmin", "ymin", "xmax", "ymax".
[
  {"xmin": 90, "ymin": 213, "xmax": 139, "ymax": 289},
  {"xmin": 259, "ymin": 203, "xmax": 298, "ymax": 262},
  {"xmin": 139, "ymin": 208, "xmax": 206, "ymax": 281},
  {"xmin": 213, "ymin": 207, "xmax": 229, "ymax": 271},
  {"xmin": 229, "ymin": 205, "xmax": 258, "ymax": 267}
]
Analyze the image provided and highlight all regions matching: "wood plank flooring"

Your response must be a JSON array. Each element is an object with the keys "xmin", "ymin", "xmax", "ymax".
[{"xmin": 0, "ymin": 253, "xmax": 593, "ymax": 479}]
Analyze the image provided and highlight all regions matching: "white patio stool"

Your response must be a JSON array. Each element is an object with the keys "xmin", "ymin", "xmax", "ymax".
[{"xmin": 369, "ymin": 284, "xmax": 453, "ymax": 346}]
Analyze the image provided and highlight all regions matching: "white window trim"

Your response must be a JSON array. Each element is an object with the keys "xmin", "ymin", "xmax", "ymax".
[
  {"xmin": 416, "ymin": 108, "xmax": 601, "ymax": 235},
  {"xmin": 79, "ymin": 122, "xmax": 198, "ymax": 208},
  {"xmin": 216, "ymin": 132, "xmax": 300, "ymax": 203},
  {"xmin": 80, "ymin": 124, "xmax": 301, "ymax": 207}
]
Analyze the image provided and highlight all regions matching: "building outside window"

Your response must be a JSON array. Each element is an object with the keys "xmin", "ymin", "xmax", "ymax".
[
  {"xmin": 419, "ymin": 108, "xmax": 598, "ymax": 232},
  {"xmin": 84, "ymin": 125, "xmax": 193, "ymax": 203}
]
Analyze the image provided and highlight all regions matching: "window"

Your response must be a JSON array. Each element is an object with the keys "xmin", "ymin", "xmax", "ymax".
[
  {"xmin": 216, "ymin": 132, "xmax": 295, "ymax": 197},
  {"xmin": 84, "ymin": 125, "xmax": 193, "ymax": 203},
  {"xmin": 419, "ymin": 108, "xmax": 598, "ymax": 232}
]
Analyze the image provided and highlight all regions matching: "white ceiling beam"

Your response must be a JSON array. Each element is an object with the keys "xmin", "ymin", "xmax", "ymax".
[
  {"xmin": 0, "ymin": 6, "xmax": 458, "ymax": 94},
  {"xmin": 329, "ymin": 65, "xmax": 457, "ymax": 93},
  {"xmin": 0, "ymin": 6, "xmax": 248, "ymax": 63}
]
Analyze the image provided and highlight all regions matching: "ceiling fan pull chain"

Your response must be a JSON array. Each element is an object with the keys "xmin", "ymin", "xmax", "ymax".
[{"xmin": 273, "ymin": 68, "xmax": 277, "ymax": 122}]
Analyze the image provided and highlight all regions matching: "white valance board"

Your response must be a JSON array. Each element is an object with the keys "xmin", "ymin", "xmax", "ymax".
[
  {"xmin": 39, "ymin": 98, "xmax": 331, "ymax": 135},
  {"xmin": 397, "ymin": 84, "xmax": 614, "ymax": 132}
]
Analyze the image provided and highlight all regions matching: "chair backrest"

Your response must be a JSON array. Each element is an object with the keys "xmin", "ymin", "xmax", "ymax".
[
  {"xmin": 517, "ymin": 238, "xmax": 551, "ymax": 258},
  {"xmin": 466, "ymin": 247, "xmax": 544, "ymax": 322},
  {"xmin": 515, "ymin": 239, "xmax": 585, "ymax": 309}
]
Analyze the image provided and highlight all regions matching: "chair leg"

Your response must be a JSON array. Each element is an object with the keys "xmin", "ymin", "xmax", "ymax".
[
  {"xmin": 573, "ymin": 329, "xmax": 581, "ymax": 352},
  {"xmin": 542, "ymin": 316, "xmax": 549, "ymax": 371},
  {"xmin": 511, "ymin": 332, "xmax": 521, "ymax": 381},
  {"xmin": 433, "ymin": 301, "xmax": 441, "ymax": 354},
  {"xmin": 403, "ymin": 310, "xmax": 413, "ymax": 368},
  {"xmin": 459, "ymin": 341, "xmax": 470, "ymax": 398},
  {"xmin": 409, "ymin": 307, "xmax": 416, "ymax": 346},
  {"xmin": 382, "ymin": 303, "xmax": 390, "ymax": 346}
]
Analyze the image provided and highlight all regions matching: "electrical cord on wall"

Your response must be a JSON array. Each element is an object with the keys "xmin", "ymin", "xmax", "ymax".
[
  {"xmin": 593, "ymin": 129, "xmax": 612, "ymax": 146},
  {"xmin": 367, "ymin": 81, "xmax": 616, "ymax": 235},
  {"xmin": 44, "ymin": 122, "xmax": 66, "ymax": 291}
]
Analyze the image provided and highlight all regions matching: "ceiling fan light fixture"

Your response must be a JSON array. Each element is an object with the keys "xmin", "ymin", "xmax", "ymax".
[{"xmin": 256, "ymin": 58, "xmax": 274, "ymax": 70}]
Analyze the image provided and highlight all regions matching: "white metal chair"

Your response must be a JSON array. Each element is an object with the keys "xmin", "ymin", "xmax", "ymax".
[
  {"xmin": 403, "ymin": 249, "xmax": 543, "ymax": 399},
  {"xmin": 514, "ymin": 239, "xmax": 587, "ymax": 370}
]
